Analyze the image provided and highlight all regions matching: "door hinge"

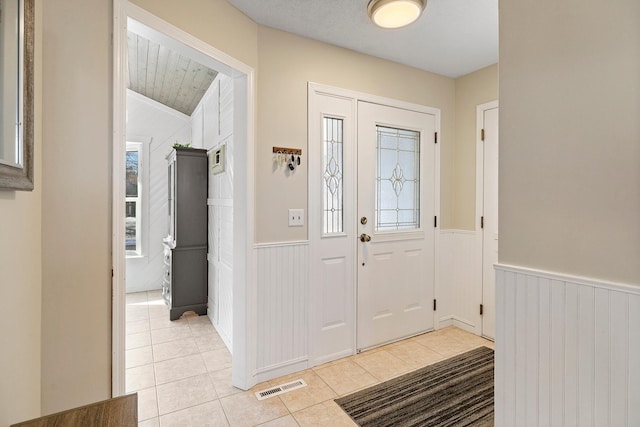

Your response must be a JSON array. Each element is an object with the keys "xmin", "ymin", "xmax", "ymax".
[
  {"xmin": 481, "ymin": 129, "xmax": 485, "ymax": 141},
  {"xmin": 111, "ymin": 268, "xmax": 114, "ymax": 278},
  {"xmin": 434, "ymin": 216, "xmax": 437, "ymax": 228},
  {"xmin": 480, "ymin": 304, "xmax": 484, "ymax": 315},
  {"xmin": 481, "ymin": 216, "xmax": 484, "ymax": 229},
  {"xmin": 433, "ymin": 299, "xmax": 437, "ymax": 311},
  {"xmin": 434, "ymin": 131, "xmax": 438, "ymax": 144}
]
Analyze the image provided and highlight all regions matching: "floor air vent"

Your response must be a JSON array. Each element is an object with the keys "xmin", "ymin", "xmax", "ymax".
[{"xmin": 255, "ymin": 379, "xmax": 307, "ymax": 401}]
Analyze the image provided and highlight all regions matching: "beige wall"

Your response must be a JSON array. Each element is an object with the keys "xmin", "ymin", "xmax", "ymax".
[
  {"xmin": 0, "ymin": 3, "xmax": 42, "ymax": 424},
  {"xmin": 131, "ymin": 0, "xmax": 258, "ymax": 71},
  {"xmin": 499, "ymin": 0, "xmax": 640, "ymax": 284},
  {"xmin": 453, "ymin": 64, "xmax": 498, "ymax": 230},
  {"xmin": 256, "ymin": 26, "xmax": 456, "ymax": 242},
  {"xmin": 40, "ymin": 0, "xmax": 113, "ymax": 414}
]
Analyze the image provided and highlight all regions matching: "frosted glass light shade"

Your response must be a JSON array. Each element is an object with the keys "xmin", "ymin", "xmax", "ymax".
[{"xmin": 368, "ymin": 0, "xmax": 426, "ymax": 29}]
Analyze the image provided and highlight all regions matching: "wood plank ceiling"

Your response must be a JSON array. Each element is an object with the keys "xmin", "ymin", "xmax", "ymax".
[{"xmin": 127, "ymin": 32, "xmax": 217, "ymax": 116}]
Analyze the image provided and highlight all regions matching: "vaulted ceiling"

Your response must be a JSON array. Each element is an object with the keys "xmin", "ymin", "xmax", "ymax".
[{"xmin": 127, "ymin": 31, "xmax": 218, "ymax": 116}]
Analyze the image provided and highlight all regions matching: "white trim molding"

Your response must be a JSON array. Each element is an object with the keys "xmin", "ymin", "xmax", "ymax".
[{"xmin": 495, "ymin": 263, "xmax": 640, "ymax": 426}]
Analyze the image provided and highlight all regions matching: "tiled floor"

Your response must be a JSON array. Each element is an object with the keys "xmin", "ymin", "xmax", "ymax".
[{"xmin": 126, "ymin": 290, "xmax": 494, "ymax": 426}]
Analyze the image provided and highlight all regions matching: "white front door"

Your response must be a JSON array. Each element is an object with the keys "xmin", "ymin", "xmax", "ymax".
[
  {"xmin": 480, "ymin": 104, "xmax": 499, "ymax": 339},
  {"xmin": 356, "ymin": 101, "xmax": 436, "ymax": 350}
]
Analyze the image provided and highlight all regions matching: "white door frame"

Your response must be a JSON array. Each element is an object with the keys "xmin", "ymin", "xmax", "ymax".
[
  {"xmin": 112, "ymin": 0, "xmax": 257, "ymax": 395},
  {"xmin": 475, "ymin": 100, "xmax": 498, "ymax": 339},
  {"xmin": 308, "ymin": 83, "xmax": 441, "ymax": 365}
]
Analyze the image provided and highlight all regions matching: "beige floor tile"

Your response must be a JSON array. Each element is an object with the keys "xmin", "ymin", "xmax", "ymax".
[
  {"xmin": 412, "ymin": 332, "xmax": 474, "ymax": 357},
  {"xmin": 127, "ymin": 292, "xmax": 148, "ymax": 304},
  {"xmin": 138, "ymin": 417, "xmax": 159, "ymax": 427},
  {"xmin": 153, "ymin": 337, "xmax": 200, "ymax": 363},
  {"xmin": 147, "ymin": 289, "xmax": 163, "ymax": 300},
  {"xmin": 127, "ymin": 319, "xmax": 151, "ymax": 335},
  {"xmin": 220, "ymin": 392, "xmax": 289, "ymax": 427},
  {"xmin": 126, "ymin": 364, "xmax": 156, "ymax": 393},
  {"xmin": 154, "ymin": 353, "xmax": 207, "ymax": 385},
  {"xmin": 136, "ymin": 387, "xmax": 159, "ymax": 421},
  {"xmin": 127, "ymin": 331, "xmax": 152, "ymax": 350},
  {"xmin": 151, "ymin": 324, "xmax": 193, "ymax": 345},
  {"xmin": 209, "ymin": 368, "xmax": 243, "ymax": 398},
  {"xmin": 384, "ymin": 340, "xmax": 444, "ymax": 370},
  {"xmin": 156, "ymin": 373, "xmax": 218, "ymax": 415},
  {"xmin": 292, "ymin": 399, "xmax": 357, "ymax": 427},
  {"xmin": 127, "ymin": 306, "xmax": 150, "ymax": 322},
  {"xmin": 444, "ymin": 328, "xmax": 495, "ymax": 348},
  {"xmin": 127, "ymin": 346, "xmax": 154, "ymax": 369},
  {"xmin": 188, "ymin": 314, "xmax": 213, "ymax": 326},
  {"xmin": 159, "ymin": 400, "xmax": 229, "ymax": 427},
  {"xmin": 194, "ymin": 332, "xmax": 228, "ymax": 352},
  {"xmin": 353, "ymin": 349, "xmax": 411, "ymax": 381},
  {"xmin": 202, "ymin": 347, "xmax": 233, "ymax": 372},
  {"xmin": 275, "ymin": 370, "xmax": 337, "ymax": 413},
  {"xmin": 188, "ymin": 317, "xmax": 217, "ymax": 336},
  {"xmin": 314, "ymin": 360, "xmax": 377, "ymax": 396},
  {"xmin": 148, "ymin": 303, "xmax": 170, "ymax": 319},
  {"xmin": 257, "ymin": 414, "xmax": 300, "ymax": 427},
  {"xmin": 149, "ymin": 316, "xmax": 189, "ymax": 331}
]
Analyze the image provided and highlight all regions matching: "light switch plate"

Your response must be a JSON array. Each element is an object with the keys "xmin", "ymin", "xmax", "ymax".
[{"xmin": 288, "ymin": 209, "xmax": 304, "ymax": 227}]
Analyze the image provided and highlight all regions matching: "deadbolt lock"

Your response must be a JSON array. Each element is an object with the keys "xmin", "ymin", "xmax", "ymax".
[
  {"xmin": 360, "ymin": 217, "xmax": 368, "ymax": 225},
  {"xmin": 359, "ymin": 233, "xmax": 371, "ymax": 242}
]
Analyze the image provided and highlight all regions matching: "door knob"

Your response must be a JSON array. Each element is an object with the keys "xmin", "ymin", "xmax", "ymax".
[{"xmin": 359, "ymin": 233, "xmax": 371, "ymax": 242}]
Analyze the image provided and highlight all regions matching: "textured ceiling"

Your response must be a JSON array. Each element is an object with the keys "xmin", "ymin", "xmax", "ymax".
[{"xmin": 227, "ymin": 0, "xmax": 498, "ymax": 78}]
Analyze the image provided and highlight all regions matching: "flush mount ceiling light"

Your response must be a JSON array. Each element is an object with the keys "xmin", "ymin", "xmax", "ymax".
[{"xmin": 368, "ymin": 0, "xmax": 426, "ymax": 29}]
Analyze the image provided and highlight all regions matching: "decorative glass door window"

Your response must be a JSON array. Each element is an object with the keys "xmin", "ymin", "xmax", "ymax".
[
  {"xmin": 322, "ymin": 117, "xmax": 344, "ymax": 234},
  {"xmin": 375, "ymin": 126, "xmax": 420, "ymax": 231},
  {"xmin": 126, "ymin": 143, "xmax": 142, "ymax": 254}
]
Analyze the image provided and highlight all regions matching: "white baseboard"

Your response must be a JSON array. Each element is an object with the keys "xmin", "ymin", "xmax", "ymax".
[{"xmin": 254, "ymin": 357, "xmax": 309, "ymax": 384}]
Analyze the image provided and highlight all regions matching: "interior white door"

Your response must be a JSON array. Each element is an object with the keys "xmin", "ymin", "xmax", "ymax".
[
  {"xmin": 481, "ymin": 105, "xmax": 499, "ymax": 339},
  {"xmin": 357, "ymin": 101, "xmax": 436, "ymax": 350}
]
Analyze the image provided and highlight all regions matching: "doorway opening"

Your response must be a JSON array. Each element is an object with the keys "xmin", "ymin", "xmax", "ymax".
[{"xmin": 112, "ymin": 1, "xmax": 256, "ymax": 398}]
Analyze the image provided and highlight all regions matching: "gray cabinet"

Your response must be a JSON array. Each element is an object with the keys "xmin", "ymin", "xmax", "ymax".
[{"xmin": 163, "ymin": 147, "xmax": 208, "ymax": 320}]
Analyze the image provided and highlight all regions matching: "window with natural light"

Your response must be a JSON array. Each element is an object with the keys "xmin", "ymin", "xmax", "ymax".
[{"xmin": 126, "ymin": 142, "xmax": 142, "ymax": 255}]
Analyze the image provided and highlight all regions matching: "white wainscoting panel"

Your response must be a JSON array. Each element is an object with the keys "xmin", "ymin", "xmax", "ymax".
[
  {"xmin": 197, "ymin": 73, "xmax": 235, "ymax": 351},
  {"xmin": 495, "ymin": 264, "xmax": 640, "ymax": 426},
  {"xmin": 438, "ymin": 230, "xmax": 480, "ymax": 333},
  {"xmin": 255, "ymin": 242, "xmax": 309, "ymax": 381}
]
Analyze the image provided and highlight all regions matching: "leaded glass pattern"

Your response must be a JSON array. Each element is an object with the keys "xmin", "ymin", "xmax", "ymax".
[
  {"xmin": 322, "ymin": 117, "xmax": 344, "ymax": 234},
  {"xmin": 375, "ymin": 126, "xmax": 420, "ymax": 231}
]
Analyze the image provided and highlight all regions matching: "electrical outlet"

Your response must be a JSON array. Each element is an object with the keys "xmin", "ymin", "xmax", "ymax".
[{"xmin": 288, "ymin": 209, "xmax": 304, "ymax": 227}]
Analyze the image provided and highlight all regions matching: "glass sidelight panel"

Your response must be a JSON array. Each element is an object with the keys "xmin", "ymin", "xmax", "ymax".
[
  {"xmin": 126, "ymin": 144, "xmax": 141, "ymax": 254},
  {"xmin": 375, "ymin": 126, "xmax": 420, "ymax": 231},
  {"xmin": 322, "ymin": 117, "xmax": 344, "ymax": 234}
]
